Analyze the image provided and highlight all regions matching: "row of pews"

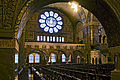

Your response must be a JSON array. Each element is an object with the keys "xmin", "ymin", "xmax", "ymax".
[{"xmin": 30, "ymin": 64, "xmax": 115, "ymax": 80}]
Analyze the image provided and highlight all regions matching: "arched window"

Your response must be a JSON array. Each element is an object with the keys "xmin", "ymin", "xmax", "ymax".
[
  {"xmin": 40, "ymin": 36, "xmax": 43, "ymax": 41},
  {"xmin": 51, "ymin": 53, "xmax": 56, "ymax": 62},
  {"xmin": 35, "ymin": 54, "xmax": 40, "ymax": 63},
  {"xmin": 37, "ymin": 36, "xmax": 39, "ymax": 41},
  {"xmin": 43, "ymin": 36, "xmax": 46, "ymax": 41},
  {"xmin": 56, "ymin": 37, "xmax": 59, "ymax": 42},
  {"xmin": 48, "ymin": 56, "xmax": 51, "ymax": 63},
  {"xmin": 50, "ymin": 36, "xmax": 53, "ymax": 42},
  {"xmin": 15, "ymin": 54, "xmax": 18, "ymax": 64},
  {"xmin": 53, "ymin": 36, "xmax": 55, "ymax": 42},
  {"xmin": 62, "ymin": 37, "xmax": 64, "ymax": 42},
  {"xmin": 29, "ymin": 54, "xmax": 34, "ymax": 63},
  {"xmin": 62, "ymin": 54, "xmax": 66, "ymax": 62},
  {"xmin": 47, "ymin": 36, "xmax": 49, "ymax": 41}
]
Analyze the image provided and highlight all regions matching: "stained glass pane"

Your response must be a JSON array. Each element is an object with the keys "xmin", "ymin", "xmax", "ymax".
[
  {"xmin": 50, "ymin": 36, "xmax": 52, "ymax": 41},
  {"xmin": 37, "ymin": 36, "xmax": 39, "ymax": 41},
  {"xmin": 49, "ymin": 28, "xmax": 53, "ymax": 33},
  {"xmin": 46, "ymin": 17, "xmax": 56, "ymax": 27},
  {"xmin": 44, "ymin": 12, "xmax": 49, "ymax": 17},
  {"xmin": 39, "ymin": 19, "xmax": 45, "ymax": 23},
  {"xmin": 40, "ymin": 24, "xmax": 46, "ymax": 28},
  {"xmin": 54, "ymin": 27, "xmax": 58, "ymax": 33},
  {"xmin": 51, "ymin": 54, "xmax": 56, "ymax": 62},
  {"xmin": 53, "ymin": 36, "xmax": 55, "ymax": 42},
  {"xmin": 29, "ymin": 54, "xmax": 34, "ymax": 63},
  {"xmin": 39, "ymin": 11, "xmax": 63, "ymax": 33},
  {"xmin": 62, "ymin": 37, "xmax": 64, "ymax": 42},
  {"xmin": 40, "ymin": 36, "xmax": 43, "ymax": 41},
  {"xmin": 56, "ymin": 25, "xmax": 62, "ymax": 29},
  {"xmin": 41, "ymin": 14, "xmax": 46, "ymax": 19},
  {"xmin": 44, "ymin": 26, "xmax": 49, "ymax": 32},
  {"xmin": 15, "ymin": 54, "xmax": 18, "ymax": 63},
  {"xmin": 49, "ymin": 11, "xmax": 54, "ymax": 16},
  {"xmin": 54, "ymin": 13, "xmax": 58, "ymax": 18},
  {"xmin": 56, "ymin": 16, "xmax": 62, "ymax": 21},
  {"xmin": 43, "ymin": 36, "xmax": 46, "ymax": 41},
  {"xmin": 56, "ymin": 37, "xmax": 59, "ymax": 42},
  {"xmin": 47, "ymin": 36, "xmax": 49, "ymax": 41},
  {"xmin": 59, "ymin": 37, "xmax": 61, "ymax": 42},
  {"xmin": 62, "ymin": 54, "xmax": 66, "ymax": 62},
  {"xmin": 35, "ymin": 54, "xmax": 39, "ymax": 63},
  {"xmin": 57, "ymin": 21, "xmax": 63, "ymax": 25}
]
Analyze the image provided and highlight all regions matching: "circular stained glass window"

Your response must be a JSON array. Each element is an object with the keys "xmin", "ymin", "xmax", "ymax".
[{"xmin": 39, "ymin": 11, "xmax": 63, "ymax": 33}]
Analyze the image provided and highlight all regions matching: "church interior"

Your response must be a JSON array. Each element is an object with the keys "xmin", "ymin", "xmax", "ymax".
[{"xmin": 0, "ymin": 0, "xmax": 120, "ymax": 80}]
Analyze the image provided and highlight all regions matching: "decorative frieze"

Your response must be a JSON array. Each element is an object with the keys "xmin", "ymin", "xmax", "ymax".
[
  {"xmin": 0, "ymin": 39, "xmax": 14, "ymax": 48},
  {"xmin": 0, "ymin": 39, "xmax": 19, "ymax": 51},
  {"xmin": 25, "ymin": 42, "xmax": 85, "ymax": 51}
]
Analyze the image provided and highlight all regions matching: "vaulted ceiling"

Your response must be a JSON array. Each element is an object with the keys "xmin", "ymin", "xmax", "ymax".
[{"xmin": 0, "ymin": 0, "xmax": 120, "ymax": 47}]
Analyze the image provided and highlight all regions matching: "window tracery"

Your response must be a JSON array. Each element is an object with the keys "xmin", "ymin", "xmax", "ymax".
[{"xmin": 39, "ymin": 11, "xmax": 63, "ymax": 33}]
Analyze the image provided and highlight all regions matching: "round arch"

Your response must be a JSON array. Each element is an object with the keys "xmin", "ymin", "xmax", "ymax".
[
  {"xmin": 30, "ymin": 49, "xmax": 47, "ymax": 60},
  {"xmin": 16, "ymin": 0, "xmax": 120, "ymax": 47},
  {"xmin": 73, "ymin": 50, "xmax": 83, "ymax": 55},
  {"xmin": 26, "ymin": 49, "xmax": 47, "ymax": 64},
  {"xmin": 73, "ymin": 50, "xmax": 84, "ymax": 63},
  {"xmin": 49, "ymin": 49, "xmax": 66, "ymax": 63}
]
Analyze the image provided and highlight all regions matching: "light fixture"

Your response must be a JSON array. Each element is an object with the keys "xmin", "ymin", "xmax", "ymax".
[{"xmin": 68, "ymin": 1, "xmax": 79, "ymax": 12}]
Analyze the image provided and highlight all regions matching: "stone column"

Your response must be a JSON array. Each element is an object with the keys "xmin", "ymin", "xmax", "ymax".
[
  {"xmin": 86, "ymin": 26, "xmax": 89, "ymax": 44},
  {"xmin": 65, "ymin": 57, "xmax": 69, "ymax": 64},
  {"xmin": 65, "ymin": 54, "xmax": 69, "ymax": 64},
  {"xmin": 90, "ymin": 25, "xmax": 94, "ymax": 45},
  {"xmin": 46, "ymin": 55, "xmax": 49, "ymax": 65}
]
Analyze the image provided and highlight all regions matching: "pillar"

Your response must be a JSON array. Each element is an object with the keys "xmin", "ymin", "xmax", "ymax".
[
  {"xmin": 46, "ymin": 55, "xmax": 49, "ymax": 65},
  {"xmin": 66, "ymin": 57, "xmax": 69, "ymax": 64},
  {"xmin": 0, "ymin": 39, "xmax": 19, "ymax": 80},
  {"xmin": 90, "ymin": 25, "xmax": 94, "ymax": 45},
  {"xmin": 65, "ymin": 54, "xmax": 70, "ymax": 64}
]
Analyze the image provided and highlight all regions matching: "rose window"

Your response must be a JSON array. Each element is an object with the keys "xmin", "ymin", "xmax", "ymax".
[{"xmin": 39, "ymin": 11, "xmax": 63, "ymax": 33}]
